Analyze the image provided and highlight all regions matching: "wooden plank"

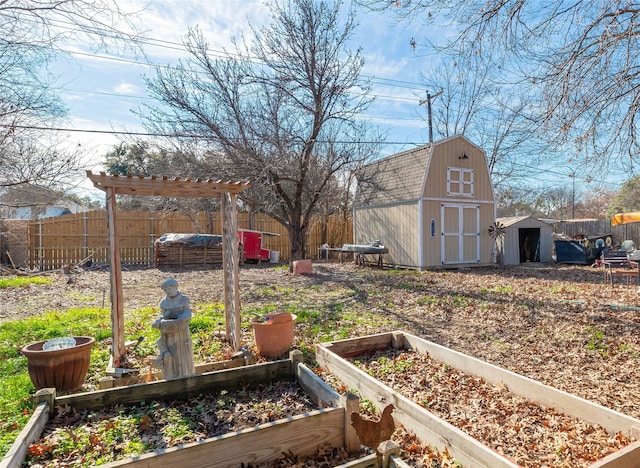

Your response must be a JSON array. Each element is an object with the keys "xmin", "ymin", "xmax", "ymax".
[
  {"xmin": 295, "ymin": 351, "xmax": 361, "ymax": 455},
  {"xmin": 588, "ymin": 440, "xmax": 640, "ymax": 467},
  {"xmin": 99, "ymin": 408, "xmax": 344, "ymax": 468},
  {"xmin": 0, "ymin": 402, "xmax": 50, "ymax": 468},
  {"xmin": 56, "ymin": 360, "xmax": 294, "ymax": 411},
  {"xmin": 317, "ymin": 342, "xmax": 520, "ymax": 468},
  {"xmin": 195, "ymin": 355, "xmax": 256, "ymax": 373},
  {"xmin": 401, "ymin": 332, "xmax": 640, "ymax": 434},
  {"xmin": 106, "ymin": 186, "xmax": 125, "ymax": 367},
  {"xmin": 335, "ymin": 454, "xmax": 378, "ymax": 468},
  {"xmin": 342, "ymin": 393, "xmax": 361, "ymax": 454},
  {"xmin": 389, "ymin": 455, "xmax": 412, "ymax": 468},
  {"xmin": 87, "ymin": 171, "xmax": 250, "ymax": 197},
  {"xmin": 320, "ymin": 332, "xmax": 393, "ymax": 357},
  {"xmin": 296, "ymin": 362, "xmax": 341, "ymax": 407},
  {"xmin": 318, "ymin": 332, "xmax": 640, "ymax": 467}
]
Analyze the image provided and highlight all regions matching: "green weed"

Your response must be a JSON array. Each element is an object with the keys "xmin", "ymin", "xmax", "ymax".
[
  {"xmin": 0, "ymin": 277, "xmax": 53, "ymax": 289},
  {"xmin": 586, "ymin": 326, "xmax": 608, "ymax": 355},
  {"xmin": 417, "ymin": 295, "xmax": 438, "ymax": 306},
  {"xmin": 451, "ymin": 294, "xmax": 468, "ymax": 307}
]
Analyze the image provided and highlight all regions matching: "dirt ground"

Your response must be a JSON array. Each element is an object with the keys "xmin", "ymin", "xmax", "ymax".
[{"xmin": 3, "ymin": 260, "xmax": 640, "ymax": 422}]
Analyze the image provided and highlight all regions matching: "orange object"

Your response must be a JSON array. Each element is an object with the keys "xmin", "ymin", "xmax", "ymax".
[
  {"xmin": 350, "ymin": 404, "xmax": 395, "ymax": 455},
  {"xmin": 292, "ymin": 259, "xmax": 312, "ymax": 274},
  {"xmin": 251, "ymin": 314, "xmax": 297, "ymax": 358},
  {"xmin": 20, "ymin": 336, "xmax": 95, "ymax": 391},
  {"xmin": 265, "ymin": 312, "xmax": 294, "ymax": 324},
  {"xmin": 612, "ymin": 212, "xmax": 640, "ymax": 226}
]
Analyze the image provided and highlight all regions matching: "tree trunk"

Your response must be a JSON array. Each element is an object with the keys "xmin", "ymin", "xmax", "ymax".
[
  {"xmin": 321, "ymin": 216, "xmax": 328, "ymax": 245},
  {"xmin": 288, "ymin": 224, "xmax": 307, "ymax": 271}
]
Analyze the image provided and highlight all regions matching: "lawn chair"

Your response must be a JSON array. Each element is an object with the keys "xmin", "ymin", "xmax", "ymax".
[{"xmin": 602, "ymin": 249, "xmax": 640, "ymax": 286}]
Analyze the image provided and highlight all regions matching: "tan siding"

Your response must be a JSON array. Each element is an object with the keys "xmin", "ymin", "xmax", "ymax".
[
  {"xmin": 497, "ymin": 217, "xmax": 554, "ymax": 265},
  {"xmin": 423, "ymin": 136, "xmax": 493, "ymax": 202},
  {"xmin": 421, "ymin": 136, "xmax": 495, "ymax": 267},
  {"xmin": 354, "ymin": 203, "xmax": 418, "ymax": 267},
  {"xmin": 478, "ymin": 204, "xmax": 495, "ymax": 264},
  {"xmin": 421, "ymin": 202, "xmax": 441, "ymax": 267}
]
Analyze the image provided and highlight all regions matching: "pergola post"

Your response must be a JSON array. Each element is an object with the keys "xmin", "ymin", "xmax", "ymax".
[
  {"xmin": 222, "ymin": 192, "xmax": 242, "ymax": 350},
  {"xmin": 105, "ymin": 186, "xmax": 125, "ymax": 367}
]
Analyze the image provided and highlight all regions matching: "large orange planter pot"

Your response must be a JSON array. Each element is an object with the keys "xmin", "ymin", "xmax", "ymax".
[
  {"xmin": 20, "ymin": 336, "xmax": 95, "ymax": 392},
  {"xmin": 251, "ymin": 313, "xmax": 296, "ymax": 358}
]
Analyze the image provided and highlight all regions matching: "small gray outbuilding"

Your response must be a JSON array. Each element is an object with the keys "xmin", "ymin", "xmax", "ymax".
[{"xmin": 496, "ymin": 215, "xmax": 553, "ymax": 265}]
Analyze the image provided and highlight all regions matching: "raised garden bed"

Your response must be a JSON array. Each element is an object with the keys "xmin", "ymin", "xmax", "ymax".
[
  {"xmin": 100, "ymin": 353, "xmax": 258, "ymax": 389},
  {"xmin": 316, "ymin": 331, "xmax": 640, "ymax": 468},
  {"xmin": 2, "ymin": 351, "xmax": 409, "ymax": 468}
]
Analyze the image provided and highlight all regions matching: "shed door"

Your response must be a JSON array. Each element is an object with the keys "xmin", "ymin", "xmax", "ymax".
[{"xmin": 441, "ymin": 203, "xmax": 480, "ymax": 264}]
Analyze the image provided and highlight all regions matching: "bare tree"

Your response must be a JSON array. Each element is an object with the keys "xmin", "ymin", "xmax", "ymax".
[
  {"xmin": 0, "ymin": 1, "xmax": 141, "ymax": 190},
  {"xmin": 420, "ymin": 52, "xmax": 546, "ymax": 190},
  {"xmin": 141, "ymin": 0, "xmax": 378, "ymax": 262},
  {"xmin": 360, "ymin": 1, "xmax": 640, "ymax": 176},
  {"xmin": 103, "ymin": 141, "xmax": 221, "ymax": 224}
]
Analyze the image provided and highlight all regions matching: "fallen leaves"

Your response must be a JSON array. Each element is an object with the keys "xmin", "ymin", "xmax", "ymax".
[
  {"xmin": 351, "ymin": 349, "xmax": 634, "ymax": 467},
  {"xmin": 27, "ymin": 381, "xmax": 322, "ymax": 467},
  {"xmin": 9, "ymin": 262, "xmax": 640, "ymax": 466}
]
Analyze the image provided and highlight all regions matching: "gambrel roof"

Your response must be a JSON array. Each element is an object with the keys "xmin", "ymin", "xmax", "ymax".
[{"xmin": 354, "ymin": 143, "xmax": 431, "ymax": 207}]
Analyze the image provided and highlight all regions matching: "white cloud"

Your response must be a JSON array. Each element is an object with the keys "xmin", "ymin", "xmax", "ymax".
[
  {"xmin": 127, "ymin": 0, "xmax": 270, "ymax": 61},
  {"xmin": 114, "ymin": 82, "xmax": 141, "ymax": 95}
]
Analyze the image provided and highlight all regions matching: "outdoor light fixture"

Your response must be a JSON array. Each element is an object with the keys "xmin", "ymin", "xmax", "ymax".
[{"xmin": 459, "ymin": 153, "xmax": 468, "ymax": 159}]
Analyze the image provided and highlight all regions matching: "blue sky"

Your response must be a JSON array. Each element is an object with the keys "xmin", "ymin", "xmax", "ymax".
[
  {"xmin": 48, "ymin": 0, "xmax": 625, "ymax": 200},
  {"xmin": 54, "ymin": 1, "xmax": 436, "ymax": 170}
]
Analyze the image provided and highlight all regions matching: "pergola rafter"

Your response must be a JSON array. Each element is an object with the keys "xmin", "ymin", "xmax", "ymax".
[{"xmin": 86, "ymin": 171, "xmax": 250, "ymax": 369}]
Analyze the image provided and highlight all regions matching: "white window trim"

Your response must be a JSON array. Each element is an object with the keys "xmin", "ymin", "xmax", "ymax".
[{"xmin": 446, "ymin": 167, "xmax": 474, "ymax": 197}]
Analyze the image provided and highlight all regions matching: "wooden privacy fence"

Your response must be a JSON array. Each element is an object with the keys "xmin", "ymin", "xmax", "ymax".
[
  {"xmin": 552, "ymin": 219, "xmax": 640, "ymax": 246},
  {"xmin": 25, "ymin": 214, "xmax": 640, "ymax": 271},
  {"xmin": 27, "ymin": 210, "xmax": 353, "ymax": 270}
]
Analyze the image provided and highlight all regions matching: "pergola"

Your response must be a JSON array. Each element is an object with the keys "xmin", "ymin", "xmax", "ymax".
[{"xmin": 86, "ymin": 171, "xmax": 250, "ymax": 369}]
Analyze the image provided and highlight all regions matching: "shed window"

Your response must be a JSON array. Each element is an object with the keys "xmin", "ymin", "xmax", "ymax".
[{"xmin": 447, "ymin": 167, "xmax": 474, "ymax": 197}]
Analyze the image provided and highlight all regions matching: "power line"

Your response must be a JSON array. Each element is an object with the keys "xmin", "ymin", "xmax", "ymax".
[
  {"xmin": 37, "ymin": 14, "xmax": 436, "ymax": 92},
  {"xmin": 1, "ymin": 124, "xmax": 425, "ymax": 146},
  {"xmin": 7, "ymin": 121, "xmax": 624, "ymax": 188}
]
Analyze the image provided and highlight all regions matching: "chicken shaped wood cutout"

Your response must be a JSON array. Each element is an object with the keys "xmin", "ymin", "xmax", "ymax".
[{"xmin": 350, "ymin": 404, "xmax": 395, "ymax": 455}]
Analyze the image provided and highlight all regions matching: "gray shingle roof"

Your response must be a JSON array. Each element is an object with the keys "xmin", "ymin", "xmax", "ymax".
[{"xmin": 354, "ymin": 144, "xmax": 431, "ymax": 207}]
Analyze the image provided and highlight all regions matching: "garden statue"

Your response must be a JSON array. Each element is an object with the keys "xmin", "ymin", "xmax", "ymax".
[{"xmin": 151, "ymin": 278, "xmax": 195, "ymax": 379}]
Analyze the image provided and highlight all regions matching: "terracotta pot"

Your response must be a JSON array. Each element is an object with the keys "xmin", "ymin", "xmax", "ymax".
[
  {"xmin": 251, "ymin": 313, "xmax": 296, "ymax": 358},
  {"xmin": 21, "ymin": 336, "xmax": 95, "ymax": 391}
]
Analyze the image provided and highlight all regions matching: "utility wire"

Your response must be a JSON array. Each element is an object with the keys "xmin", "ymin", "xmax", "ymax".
[{"xmin": 0, "ymin": 124, "xmax": 425, "ymax": 146}]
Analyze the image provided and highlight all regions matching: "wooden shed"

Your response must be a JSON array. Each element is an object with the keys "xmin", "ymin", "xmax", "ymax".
[
  {"xmin": 353, "ymin": 135, "xmax": 495, "ymax": 269},
  {"xmin": 496, "ymin": 215, "xmax": 553, "ymax": 265}
]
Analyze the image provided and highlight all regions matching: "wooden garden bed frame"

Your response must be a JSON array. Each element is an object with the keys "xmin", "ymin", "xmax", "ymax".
[
  {"xmin": 100, "ymin": 353, "xmax": 258, "ymax": 389},
  {"xmin": 316, "ymin": 331, "xmax": 640, "ymax": 468},
  {"xmin": 1, "ymin": 351, "xmax": 410, "ymax": 468}
]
